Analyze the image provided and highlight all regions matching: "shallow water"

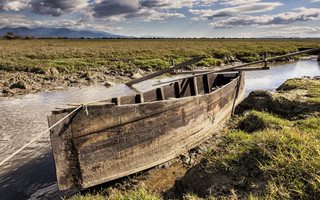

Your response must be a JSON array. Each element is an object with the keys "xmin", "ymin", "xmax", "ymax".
[
  {"xmin": 0, "ymin": 59, "xmax": 319, "ymax": 199},
  {"xmin": 245, "ymin": 58, "xmax": 320, "ymax": 95}
]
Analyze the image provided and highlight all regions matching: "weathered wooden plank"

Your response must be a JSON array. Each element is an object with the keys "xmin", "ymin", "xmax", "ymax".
[
  {"xmin": 135, "ymin": 93, "xmax": 144, "ymax": 104},
  {"xmin": 203, "ymin": 74, "xmax": 211, "ymax": 94},
  {"xmin": 143, "ymin": 89, "xmax": 158, "ymax": 102},
  {"xmin": 125, "ymin": 56, "xmax": 206, "ymax": 86},
  {"xmin": 120, "ymin": 94, "xmax": 136, "ymax": 105},
  {"xmin": 174, "ymin": 82, "xmax": 181, "ymax": 98},
  {"xmin": 191, "ymin": 77, "xmax": 198, "ymax": 96},
  {"xmin": 156, "ymin": 87, "xmax": 165, "ymax": 101},
  {"xmin": 155, "ymin": 48, "xmax": 320, "ymax": 86},
  {"xmin": 49, "ymin": 72, "xmax": 245, "ymax": 190}
]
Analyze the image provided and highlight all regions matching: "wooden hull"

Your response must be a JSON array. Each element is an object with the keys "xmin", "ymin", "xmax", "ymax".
[{"xmin": 48, "ymin": 72, "xmax": 245, "ymax": 190}]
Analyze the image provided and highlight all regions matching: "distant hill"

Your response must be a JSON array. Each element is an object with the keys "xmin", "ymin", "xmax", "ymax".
[{"xmin": 0, "ymin": 27, "xmax": 128, "ymax": 38}]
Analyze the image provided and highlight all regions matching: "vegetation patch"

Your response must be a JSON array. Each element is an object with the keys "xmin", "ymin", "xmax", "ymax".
[
  {"xmin": 69, "ymin": 186, "xmax": 161, "ymax": 200},
  {"xmin": 0, "ymin": 39, "xmax": 318, "ymax": 74},
  {"xmin": 238, "ymin": 110, "xmax": 290, "ymax": 132}
]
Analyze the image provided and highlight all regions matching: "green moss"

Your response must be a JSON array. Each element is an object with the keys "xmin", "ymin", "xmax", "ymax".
[
  {"xmin": 238, "ymin": 56, "xmax": 258, "ymax": 63},
  {"xmin": 195, "ymin": 57, "xmax": 223, "ymax": 67},
  {"xmin": 238, "ymin": 110, "xmax": 290, "ymax": 132}
]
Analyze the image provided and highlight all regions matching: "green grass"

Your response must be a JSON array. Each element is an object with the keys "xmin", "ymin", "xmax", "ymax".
[
  {"xmin": 0, "ymin": 38, "xmax": 319, "ymax": 74},
  {"xmin": 202, "ymin": 110, "xmax": 320, "ymax": 199},
  {"xmin": 68, "ymin": 186, "xmax": 161, "ymax": 200},
  {"xmin": 278, "ymin": 78, "xmax": 320, "ymax": 104}
]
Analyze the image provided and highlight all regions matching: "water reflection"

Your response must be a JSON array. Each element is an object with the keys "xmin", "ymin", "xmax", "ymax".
[
  {"xmin": 245, "ymin": 59, "xmax": 320, "ymax": 95},
  {"xmin": 0, "ymin": 59, "xmax": 319, "ymax": 199}
]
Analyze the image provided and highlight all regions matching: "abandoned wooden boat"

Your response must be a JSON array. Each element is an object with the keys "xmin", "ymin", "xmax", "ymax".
[{"xmin": 48, "ymin": 71, "xmax": 245, "ymax": 190}]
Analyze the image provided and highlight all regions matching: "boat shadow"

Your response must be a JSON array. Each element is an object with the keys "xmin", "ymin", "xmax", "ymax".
[{"xmin": 0, "ymin": 151, "xmax": 77, "ymax": 200}]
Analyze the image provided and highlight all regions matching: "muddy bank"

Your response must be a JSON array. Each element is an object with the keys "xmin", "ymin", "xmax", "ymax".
[
  {"xmin": 2, "ymin": 55, "xmax": 316, "ymax": 97},
  {"xmin": 0, "ymin": 67, "xmax": 135, "ymax": 97}
]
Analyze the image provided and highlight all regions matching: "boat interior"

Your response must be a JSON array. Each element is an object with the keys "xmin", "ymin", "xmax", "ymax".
[{"xmin": 108, "ymin": 72, "xmax": 240, "ymax": 106}]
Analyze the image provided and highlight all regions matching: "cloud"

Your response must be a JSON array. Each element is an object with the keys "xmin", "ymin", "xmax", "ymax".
[
  {"xmin": 31, "ymin": 0, "xmax": 88, "ymax": 16},
  {"xmin": 189, "ymin": 2, "xmax": 283, "ymax": 19},
  {"xmin": 311, "ymin": 0, "xmax": 320, "ymax": 2},
  {"xmin": 93, "ymin": 0, "xmax": 139, "ymax": 18},
  {"xmin": 0, "ymin": 13, "xmax": 41, "ymax": 27},
  {"xmin": 125, "ymin": 8, "xmax": 185, "ymax": 22},
  {"xmin": 260, "ymin": 26, "xmax": 320, "ymax": 37},
  {"xmin": 0, "ymin": 0, "xmax": 31, "ymax": 11},
  {"xmin": 220, "ymin": 0, "xmax": 260, "ymax": 6},
  {"xmin": 139, "ymin": 0, "xmax": 218, "ymax": 9},
  {"xmin": 92, "ymin": 0, "xmax": 189, "ymax": 21},
  {"xmin": 210, "ymin": 7, "xmax": 320, "ymax": 28},
  {"xmin": 0, "ymin": 13, "xmax": 120, "ymax": 32}
]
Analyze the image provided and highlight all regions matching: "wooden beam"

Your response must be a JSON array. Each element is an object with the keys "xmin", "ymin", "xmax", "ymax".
[
  {"xmin": 156, "ymin": 88, "xmax": 165, "ymax": 101},
  {"xmin": 125, "ymin": 56, "xmax": 206, "ymax": 86},
  {"xmin": 111, "ymin": 97, "xmax": 121, "ymax": 106},
  {"xmin": 203, "ymin": 74, "xmax": 211, "ymax": 94},
  {"xmin": 154, "ymin": 48, "xmax": 320, "ymax": 86},
  {"xmin": 191, "ymin": 77, "xmax": 198, "ymax": 96},
  {"xmin": 135, "ymin": 94, "xmax": 144, "ymax": 104},
  {"xmin": 174, "ymin": 82, "xmax": 181, "ymax": 98}
]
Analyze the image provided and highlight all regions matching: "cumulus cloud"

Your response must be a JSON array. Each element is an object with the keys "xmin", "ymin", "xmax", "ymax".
[
  {"xmin": 139, "ymin": 0, "xmax": 218, "ymax": 9},
  {"xmin": 125, "ymin": 8, "xmax": 185, "ymax": 21},
  {"xmin": 220, "ymin": 0, "xmax": 260, "ymax": 6},
  {"xmin": 259, "ymin": 26, "xmax": 320, "ymax": 37},
  {"xmin": 189, "ymin": 2, "xmax": 283, "ymax": 19},
  {"xmin": 93, "ymin": 0, "xmax": 139, "ymax": 18},
  {"xmin": 0, "ymin": 13, "xmax": 120, "ymax": 32},
  {"xmin": 0, "ymin": 0, "xmax": 31, "ymax": 11},
  {"xmin": 0, "ymin": 13, "xmax": 41, "ymax": 27},
  {"xmin": 31, "ymin": 0, "xmax": 88, "ymax": 16},
  {"xmin": 92, "ymin": 0, "xmax": 191, "ymax": 21},
  {"xmin": 210, "ymin": 7, "xmax": 320, "ymax": 28},
  {"xmin": 311, "ymin": 0, "xmax": 320, "ymax": 2}
]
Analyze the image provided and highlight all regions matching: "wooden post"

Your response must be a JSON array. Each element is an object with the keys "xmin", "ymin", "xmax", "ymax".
[
  {"xmin": 111, "ymin": 97, "xmax": 121, "ymax": 106},
  {"xmin": 263, "ymin": 51, "xmax": 269, "ymax": 70},
  {"xmin": 203, "ymin": 74, "xmax": 211, "ymax": 94},
  {"xmin": 174, "ymin": 82, "xmax": 181, "ymax": 98},
  {"xmin": 135, "ymin": 94, "xmax": 144, "ymax": 104},
  {"xmin": 156, "ymin": 88, "xmax": 165, "ymax": 101},
  {"xmin": 191, "ymin": 77, "xmax": 198, "ymax": 96}
]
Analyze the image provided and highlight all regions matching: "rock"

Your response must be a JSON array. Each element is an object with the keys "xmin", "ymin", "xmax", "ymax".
[
  {"xmin": 10, "ymin": 81, "xmax": 27, "ymax": 89},
  {"xmin": 2, "ymin": 88, "xmax": 10, "ymax": 93},
  {"xmin": 104, "ymin": 80, "xmax": 115, "ymax": 87},
  {"xmin": 49, "ymin": 68, "xmax": 59, "ymax": 76},
  {"xmin": 131, "ymin": 73, "xmax": 142, "ymax": 79},
  {"xmin": 81, "ymin": 72, "xmax": 93, "ymax": 80}
]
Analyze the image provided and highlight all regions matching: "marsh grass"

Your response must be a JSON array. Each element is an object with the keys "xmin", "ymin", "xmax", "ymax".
[
  {"xmin": 68, "ymin": 186, "xmax": 161, "ymax": 200},
  {"xmin": 203, "ymin": 110, "xmax": 320, "ymax": 199},
  {"xmin": 0, "ymin": 39, "xmax": 318, "ymax": 74},
  {"xmin": 278, "ymin": 78, "xmax": 320, "ymax": 104}
]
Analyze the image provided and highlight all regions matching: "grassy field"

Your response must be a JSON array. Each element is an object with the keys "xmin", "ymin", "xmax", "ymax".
[{"xmin": 0, "ymin": 38, "xmax": 319, "ymax": 74}]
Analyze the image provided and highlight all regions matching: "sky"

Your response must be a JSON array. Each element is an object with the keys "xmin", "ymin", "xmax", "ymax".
[{"xmin": 0, "ymin": 0, "xmax": 319, "ymax": 38}]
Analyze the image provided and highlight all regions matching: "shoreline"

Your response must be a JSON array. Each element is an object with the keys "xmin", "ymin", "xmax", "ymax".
[{"xmin": 2, "ymin": 56, "xmax": 317, "ymax": 98}]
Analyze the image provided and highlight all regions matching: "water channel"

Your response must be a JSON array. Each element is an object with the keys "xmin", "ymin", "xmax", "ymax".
[{"xmin": 0, "ymin": 59, "xmax": 319, "ymax": 199}]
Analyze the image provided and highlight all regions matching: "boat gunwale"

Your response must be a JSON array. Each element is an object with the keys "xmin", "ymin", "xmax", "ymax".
[{"xmin": 52, "ymin": 72, "xmax": 241, "ymax": 114}]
